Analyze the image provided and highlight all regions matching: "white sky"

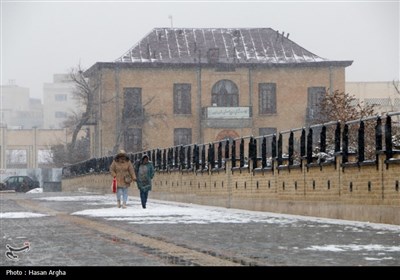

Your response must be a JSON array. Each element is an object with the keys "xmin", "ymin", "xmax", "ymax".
[
  {"xmin": 1, "ymin": 0, "xmax": 399, "ymax": 100},
  {"xmin": 1, "ymin": 193, "xmax": 400, "ymax": 258}
]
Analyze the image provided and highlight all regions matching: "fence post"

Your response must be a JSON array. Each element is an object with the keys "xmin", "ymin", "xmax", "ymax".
[
  {"xmin": 375, "ymin": 117, "xmax": 383, "ymax": 151},
  {"xmin": 201, "ymin": 145, "xmax": 206, "ymax": 170},
  {"xmin": 155, "ymin": 149, "xmax": 160, "ymax": 170},
  {"xmin": 358, "ymin": 121, "xmax": 365, "ymax": 163},
  {"xmin": 278, "ymin": 133, "xmax": 283, "ymax": 166},
  {"xmin": 168, "ymin": 148, "xmax": 173, "ymax": 170},
  {"xmin": 253, "ymin": 138, "xmax": 258, "ymax": 169},
  {"xmin": 174, "ymin": 146, "xmax": 179, "ymax": 169},
  {"xmin": 288, "ymin": 131, "xmax": 294, "ymax": 166},
  {"xmin": 272, "ymin": 135, "xmax": 277, "ymax": 158},
  {"xmin": 320, "ymin": 125, "xmax": 326, "ymax": 153},
  {"xmin": 342, "ymin": 124, "xmax": 349, "ymax": 164},
  {"xmin": 193, "ymin": 145, "xmax": 199, "ymax": 170},
  {"xmin": 232, "ymin": 140, "xmax": 236, "ymax": 168},
  {"xmin": 307, "ymin": 128, "xmax": 313, "ymax": 164},
  {"xmin": 335, "ymin": 122, "xmax": 341, "ymax": 153},
  {"xmin": 163, "ymin": 149, "xmax": 167, "ymax": 170},
  {"xmin": 262, "ymin": 136, "xmax": 267, "ymax": 168},
  {"xmin": 207, "ymin": 143, "xmax": 213, "ymax": 170},
  {"xmin": 240, "ymin": 138, "xmax": 245, "ymax": 168},
  {"xmin": 179, "ymin": 145, "xmax": 185, "ymax": 170},
  {"xmin": 300, "ymin": 129, "xmax": 306, "ymax": 158},
  {"xmin": 187, "ymin": 146, "xmax": 191, "ymax": 170},
  {"xmin": 225, "ymin": 139, "xmax": 229, "ymax": 161},
  {"xmin": 218, "ymin": 142, "xmax": 222, "ymax": 169},
  {"xmin": 151, "ymin": 150, "xmax": 156, "ymax": 166},
  {"xmin": 272, "ymin": 134, "xmax": 277, "ymax": 171},
  {"xmin": 385, "ymin": 115, "xmax": 392, "ymax": 161}
]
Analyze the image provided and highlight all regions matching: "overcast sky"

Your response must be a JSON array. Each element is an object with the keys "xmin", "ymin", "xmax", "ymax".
[{"xmin": 1, "ymin": 0, "xmax": 399, "ymax": 100}]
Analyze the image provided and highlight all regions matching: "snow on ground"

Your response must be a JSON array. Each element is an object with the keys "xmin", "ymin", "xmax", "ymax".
[
  {"xmin": 72, "ymin": 202, "xmax": 296, "ymax": 225},
  {"xmin": 2, "ymin": 193, "xmax": 400, "ymax": 233},
  {"xmin": 38, "ymin": 195, "xmax": 111, "ymax": 203},
  {"xmin": 33, "ymin": 194, "xmax": 400, "ymax": 232},
  {"xmin": 26, "ymin": 188, "xmax": 43, "ymax": 193},
  {"xmin": 305, "ymin": 244, "xmax": 400, "ymax": 252},
  {"xmin": 2, "ymin": 194, "xmax": 400, "ymax": 259},
  {"xmin": 0, "ymin": 212, "xmax": 48, "ymax": 219}
]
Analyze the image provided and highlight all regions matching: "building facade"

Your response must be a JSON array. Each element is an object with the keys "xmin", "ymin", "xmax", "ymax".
[
  {"xmin": 0, "ymin": 126, "xmax": 68, "ymax": 169},
  {"xmin": 0, "ymin": 83, "xmax": 43, "ymax": 129},
  {"xmin": 43, "ymin": 74, "xmax": 82, "ymax": 129},
  {"xmin": 85, "ymin": 28, "xmax": 352, "ymax": 157},
  {"xmin": 346, "ymin": 81, "xmax": 400, "ymax": 114}
]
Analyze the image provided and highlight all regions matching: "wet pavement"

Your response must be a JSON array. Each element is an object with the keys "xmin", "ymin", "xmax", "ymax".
[{"xmin": 1, "ymin": 191, "xmax": 399, "ymax": 271}]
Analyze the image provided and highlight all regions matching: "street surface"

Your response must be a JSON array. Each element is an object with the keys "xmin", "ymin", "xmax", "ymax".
[{"xmin": 1, "ymin": 191, "xmax": 399, "ymax": 269}]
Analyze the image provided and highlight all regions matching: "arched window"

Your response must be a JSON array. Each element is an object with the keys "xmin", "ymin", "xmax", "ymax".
[{"xmin": 211, "ymin": 80, "xmax": 238, "ymax": 107}]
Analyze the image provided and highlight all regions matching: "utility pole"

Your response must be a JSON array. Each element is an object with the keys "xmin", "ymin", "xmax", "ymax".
[{"xmin": 168, "ymin": 15, "xmax": 173, "ymax": 28}]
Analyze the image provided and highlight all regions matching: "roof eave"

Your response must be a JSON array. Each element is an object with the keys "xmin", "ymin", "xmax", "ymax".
[{"xmin": 86, "ymin": 60, "xmax": 353, "ymax": 73}]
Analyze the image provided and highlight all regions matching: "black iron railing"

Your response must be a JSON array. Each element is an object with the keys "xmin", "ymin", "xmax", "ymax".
[{"xmin": 62, "ymin": 112, "xmax": 400, "ymax": 177}]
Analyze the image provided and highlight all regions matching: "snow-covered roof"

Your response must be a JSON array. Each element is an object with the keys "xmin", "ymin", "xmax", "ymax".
[{"xmin": 115, "ymin": 28, "xmax": 343, "ymax": 65}]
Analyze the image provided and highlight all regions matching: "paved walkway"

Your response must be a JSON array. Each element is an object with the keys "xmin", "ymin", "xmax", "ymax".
[{"xmin": 1, "ymin": 191, "xmax": 399, "ymax": 270}]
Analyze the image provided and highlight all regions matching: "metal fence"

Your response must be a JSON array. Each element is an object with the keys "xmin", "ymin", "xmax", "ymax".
[{"xmin": 62, "ymin": 112, "xmax": 400, "ymax": 177}]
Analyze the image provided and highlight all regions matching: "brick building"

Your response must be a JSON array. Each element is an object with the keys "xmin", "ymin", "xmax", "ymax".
[{"xmin": 85, "ymin": 28, "xmax": 352, "ymax": 157}]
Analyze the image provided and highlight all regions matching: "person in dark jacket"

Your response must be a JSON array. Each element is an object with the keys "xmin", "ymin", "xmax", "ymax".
[{"xmin": 134, "ymin": 154, "xmax": 155, "ymax": 209}]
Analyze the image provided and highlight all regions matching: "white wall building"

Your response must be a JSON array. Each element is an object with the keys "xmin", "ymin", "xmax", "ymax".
[
  {"xmin": 346, "ymin": 81, "xmax": 400, "ymax": 114},
  {"xmin": 43, "ymin": 74, "xmax": 82, "ymax": 129},
  {"xmin": 0, "ymin": 83, "xmax": 43, "ymax": 129}
]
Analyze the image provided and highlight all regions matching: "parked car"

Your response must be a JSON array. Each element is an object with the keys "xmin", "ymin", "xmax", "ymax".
[{"xmin": 0, "ymin": 176, "xmax": 40, "ymax": 192}]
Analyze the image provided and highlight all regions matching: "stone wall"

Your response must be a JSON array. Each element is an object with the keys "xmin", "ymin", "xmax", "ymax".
[{"xmin": 62, "ymin": 154, "xmax": 400, "ymax": 225}]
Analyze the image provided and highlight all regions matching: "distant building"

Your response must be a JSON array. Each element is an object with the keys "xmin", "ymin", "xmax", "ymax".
[
  {"xmin": 0, "ymin": 83, "xmax": 43, "ymax": 129},
  {"xmin": 0, "ymin": 77, "xmax": 86, "ymax": 170},
  {"xmin": 0, "ymin": 126, "xmax": 67, "ymax": 169},
  {"xmin": 85, "ymin": 27, "xmax": 353, "ymax": 157},
  {"xmin": 43, "ymin": 74, "xmax": 82, "ymax": 129},
  {"xmin": 346, "ymin": 81, "xmax": 400, "ymax": 114}
]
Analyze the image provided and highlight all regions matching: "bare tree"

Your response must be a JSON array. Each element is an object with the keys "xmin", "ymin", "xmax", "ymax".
[
  {"xmin": 113, "ymin": 95, "xmax": 167, "ymax": 154},
  {"xmin": 51, "ymin": 133, "xmax": 90, "ymax": 167},
  {"xmin": 63, "ymin": 63, "xmax": 167, "ymax": 160},
  {"xmin": 391, "ymin": 80, "xmax": 400, "ymax": 149},
  {"xmin": 313, "ymin": 89, "xmax": 377, "ymax": 160},
  {"xmin": 65, "ymin": 65, "xmax": 100, "ymax": 162},
  {"xmin": 51, "ymin": 144, "xmax": 68, "ymax": 167},
  {"xmin": 54, "ymin": 64, "xmax": 102, "ymax": 165},
  {"xmin": 315, "ymin": 90, "xmax": 376, "ymax": 124}
]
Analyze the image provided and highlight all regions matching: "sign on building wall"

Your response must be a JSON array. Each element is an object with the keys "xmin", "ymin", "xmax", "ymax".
[{"xmin": 207, "ymin": 107, "xmax": 250, "ymax": 119}]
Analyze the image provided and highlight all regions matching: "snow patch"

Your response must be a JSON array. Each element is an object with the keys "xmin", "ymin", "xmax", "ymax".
[{"xmin": 1, "ymin": 212, "xmax": 49, "ymax": 219}]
